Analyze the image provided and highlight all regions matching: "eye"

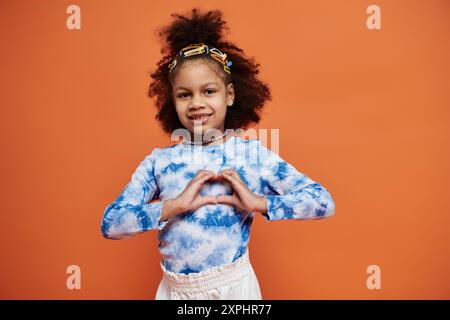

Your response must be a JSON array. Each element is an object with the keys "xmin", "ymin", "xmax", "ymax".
[
  {"xmin": 205, "ymin": 89, "xmax": 216, "ymax": 95},
  {"xmin": 177, "ymin": 92, "xmax": 190, "ymax": 98}
]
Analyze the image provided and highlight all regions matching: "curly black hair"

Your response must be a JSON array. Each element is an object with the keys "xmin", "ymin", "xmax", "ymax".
[{"xmin": 148, "ymin": 7, "xmax": 271, "ymax": 135}]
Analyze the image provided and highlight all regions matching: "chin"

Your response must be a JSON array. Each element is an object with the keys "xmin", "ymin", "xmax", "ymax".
[{"xmin": 190, "ymin": 124, "xmax": 212, "ymax": 133}]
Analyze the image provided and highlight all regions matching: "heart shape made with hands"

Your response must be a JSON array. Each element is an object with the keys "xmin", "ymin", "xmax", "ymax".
[{"xmin": 199, "ymin": 174, "xmax": 234, "ymax": 198}]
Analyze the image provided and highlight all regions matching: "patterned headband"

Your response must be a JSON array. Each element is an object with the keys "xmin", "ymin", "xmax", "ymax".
[{"xmin": 168, "ymin": 43, "xmax": 233, "ymax": 75}]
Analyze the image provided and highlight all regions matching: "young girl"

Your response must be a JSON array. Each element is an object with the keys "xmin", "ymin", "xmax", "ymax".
[{"xmin": 101, "ymin": 8, "xmax": 335, "ymax": 300}]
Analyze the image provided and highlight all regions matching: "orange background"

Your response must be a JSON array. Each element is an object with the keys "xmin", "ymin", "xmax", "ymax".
[{"xmin": 1, "ymin": 0, "xmax": 449, "ymax": 299}]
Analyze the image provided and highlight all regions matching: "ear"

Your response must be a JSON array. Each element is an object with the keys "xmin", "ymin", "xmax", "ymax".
[{"xmin": 226, "ymin": 83, "xmax": 235, "ymax": 106}]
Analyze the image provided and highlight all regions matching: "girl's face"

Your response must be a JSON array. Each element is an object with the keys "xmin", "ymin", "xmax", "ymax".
[{"xmin": 171, "ymin": 60, "xmax": 234, "ymax": 136}]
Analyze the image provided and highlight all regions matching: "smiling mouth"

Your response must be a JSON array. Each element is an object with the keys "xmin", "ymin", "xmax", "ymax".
[{"xmin": 188, "ymin": 114, "xmax": 212, "ymax": 121}]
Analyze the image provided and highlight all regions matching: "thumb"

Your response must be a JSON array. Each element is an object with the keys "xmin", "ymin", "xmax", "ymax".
[
  {"xmin": 216, "ymin": 195, "xmax": 234, "ymax": 205},
  {"xmin": 201, "ymin": 196, "xmax": 218, "ymax": 206}
]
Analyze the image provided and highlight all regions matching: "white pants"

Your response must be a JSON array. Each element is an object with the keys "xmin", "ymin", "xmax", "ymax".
[{"xmin": 155, "ymin": 249, "xmax": 262, "ymax": 300}]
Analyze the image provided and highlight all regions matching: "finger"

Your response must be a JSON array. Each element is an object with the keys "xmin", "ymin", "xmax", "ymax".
[
  {"xmin": 208, "ymin": 174, "xmax": 221, "ymax": 181},
  {"xmin": 188, "ymin": 171, "xmax": 207, "ymax": 185},
  {"xmin": 192, "ymin": 173, "xmax": 216, "ymax": 190},
  {"xmin": 197, "ymin": 171, "xmax": 217, "ymax": 182},
  {"xmin": 216, "ymin": 195, "xmax": 235, "ymax": 205},
  {"xmin": 219, "ymin": 169, "xmax": 236, "ymax": 177},
  {"xmin": 192, "ymin": 195, "xmax": 217, "ymax": 210},
  {"xmin": 201, "ymin": 196, "xmax": 218, "ymax": 206},
  {"xmin": 185, "ymin": 173, "xmax": 215, "ymax": 197},
  {"xmin": 197, "ymin": 174, "xmax": 219, "ymax": 194},
  {"xmin": 227, "ymin": 171, "xmax": 242, "ymax": 181},
  {"xmin": 220, "ymin": 172, "xmax": 246, "ymax": 194},
  {"xmin": 220, "ymin": 170, "xmax": 244, "ymax": 185},
  {"xmin": 194, "ymin": 170, "xmax": 214, "ymax": 181}
]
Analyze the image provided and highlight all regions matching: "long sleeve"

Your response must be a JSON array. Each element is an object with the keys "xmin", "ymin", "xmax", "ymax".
[
  {"xmin": 257, "ymin": 141, "xmax": 335, "ymax": 221},
  {"xmin": 101, "ymin": 149, "xmax": 168, "ymax": 239}
]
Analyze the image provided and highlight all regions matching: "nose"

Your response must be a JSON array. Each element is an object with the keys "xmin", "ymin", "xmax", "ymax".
[{"xmin": 189, "ymin": 93, "xmax": 207, "ymax": 110}]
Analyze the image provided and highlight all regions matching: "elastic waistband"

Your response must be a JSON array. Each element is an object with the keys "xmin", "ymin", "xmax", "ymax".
[{"xmin": 160, "ymin": 250, "xmax": 251, "ymax": 293}]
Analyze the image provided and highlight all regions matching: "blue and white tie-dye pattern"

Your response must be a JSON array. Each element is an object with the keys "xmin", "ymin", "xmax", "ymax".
[{"xmin": 101, "ymin": 135, "xmax": 335, "ymax": 274}]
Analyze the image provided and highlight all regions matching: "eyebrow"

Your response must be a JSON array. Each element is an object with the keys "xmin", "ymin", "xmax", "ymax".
[{"xmin": 174, "ymin": 82, "xmax": 219, "ymax": 91}]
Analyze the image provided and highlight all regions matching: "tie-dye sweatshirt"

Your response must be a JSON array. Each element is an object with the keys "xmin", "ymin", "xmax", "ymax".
[{"xmin": 101, "ymin": 135, "xmax": 335, "ymax": 274}]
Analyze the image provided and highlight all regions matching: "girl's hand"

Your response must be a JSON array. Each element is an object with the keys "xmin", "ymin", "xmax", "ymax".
[
  {"xmin": 173, "ymin": 170, "xmax": 219, "ymax": 213},
  {"xmin": 215, "ymin": 169, "xmax": 267, "ymax": 213}
]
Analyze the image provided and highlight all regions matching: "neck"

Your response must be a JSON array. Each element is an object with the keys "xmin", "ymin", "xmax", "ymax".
[{"xmin": 183, "ymin": 130, "xmax": 229, "ymax": 146}]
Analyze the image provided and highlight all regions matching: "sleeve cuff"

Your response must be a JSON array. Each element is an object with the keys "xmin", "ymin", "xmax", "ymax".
[
  {"xmin": 154, "ymin": 201, "xmax": 169, "ymax": 230},
  {"xmin": 261, "ymin": 195, "xmax": 275, "ymax": 221},
  {"xmin": 260, "ymin": 195, "xmax": 294, "ymax": 222}
]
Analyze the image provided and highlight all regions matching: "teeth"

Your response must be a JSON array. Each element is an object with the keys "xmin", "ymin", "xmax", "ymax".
[{"xmin": 192, "ymin": 115, "xmax": 209, "ymax": 120}]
